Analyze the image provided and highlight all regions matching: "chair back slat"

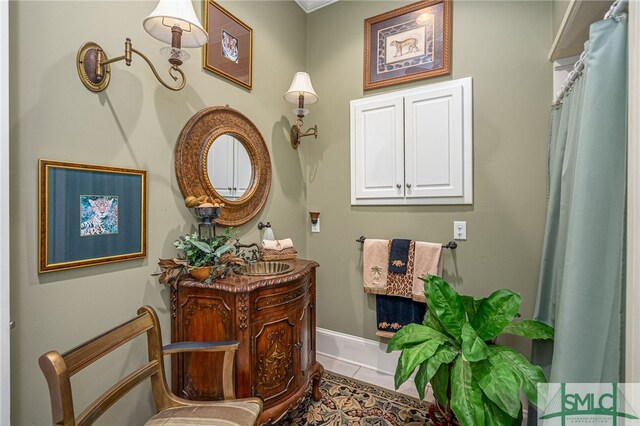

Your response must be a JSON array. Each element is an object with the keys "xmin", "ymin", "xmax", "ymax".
[
  {"xmin": 75, "ymin": 360, "xmax": 160, "ymax": 426},
  {"xmin": 63, "ymin": 312, "xmax": 154, "ymax": 376},
  {"xmin": 39, "ymin": 309, "xmax": 160, "ymax": 425}
]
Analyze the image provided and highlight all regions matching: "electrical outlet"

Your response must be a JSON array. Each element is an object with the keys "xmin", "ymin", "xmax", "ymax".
[
  {"xmin": 311, "ymin": 219, "xmax": 320, "ymax": 233},
  {"xmin": 454, "ymin": 221, "xmax": 467, "ymax": 240}
]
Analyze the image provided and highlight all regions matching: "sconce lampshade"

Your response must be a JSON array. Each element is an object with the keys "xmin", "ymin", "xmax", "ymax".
[
  {"xmin": 284, "ymin": 72, "xmax": 319, "ymax": 105},
  {"xmin": 143, "ymin": 0, "xmax": 208, "ymax": 48}
]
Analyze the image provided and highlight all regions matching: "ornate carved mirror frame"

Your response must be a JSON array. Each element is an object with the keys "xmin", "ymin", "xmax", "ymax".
[{"xmin": 175, "ymin": 106, "xmax": 271, "ymax": 226}]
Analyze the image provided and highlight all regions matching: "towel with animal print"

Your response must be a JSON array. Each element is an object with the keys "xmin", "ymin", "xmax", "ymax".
[{"xmin": 386, "ymin": 240, "xmax": 415, "ymax": 298}]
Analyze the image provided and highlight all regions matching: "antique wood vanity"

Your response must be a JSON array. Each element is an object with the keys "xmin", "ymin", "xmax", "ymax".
[
  {"xmin": 170, "ymin": 259, "xmax": 323, "ymax": 424},
  {"xmin": 170, "ymin": 106, "xmax": 322, "ymax": 423}
]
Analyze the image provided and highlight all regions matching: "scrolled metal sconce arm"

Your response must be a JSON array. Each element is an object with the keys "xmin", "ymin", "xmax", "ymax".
[{"xmin": 77, "ymin": 36, "xmax": 186, "ymax": 93}]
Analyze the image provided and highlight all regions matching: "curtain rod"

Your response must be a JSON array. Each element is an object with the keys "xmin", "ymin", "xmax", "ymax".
[{"xmin": 552, "ymin": 0, "xmax": 628, "ymax": 107}]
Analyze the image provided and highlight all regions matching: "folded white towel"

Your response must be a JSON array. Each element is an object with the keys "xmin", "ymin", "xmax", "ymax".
[{"xmin": 261, "ymin": 238, "xmax": 294, "ymax": 251}]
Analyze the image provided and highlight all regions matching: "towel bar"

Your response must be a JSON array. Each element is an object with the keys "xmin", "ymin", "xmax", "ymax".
[{"xmin": 355, "ymin": 236, "xmax": 457, "ymax": 250}]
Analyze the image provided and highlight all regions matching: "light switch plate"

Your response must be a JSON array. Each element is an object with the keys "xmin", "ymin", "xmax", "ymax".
[
  {"xmin": 311, "ymin": 219, "xmax": 320, "ymax": 233},
  {"xmin": 454, "ymin": 221, "xmax": 467, "ymax": 240}
]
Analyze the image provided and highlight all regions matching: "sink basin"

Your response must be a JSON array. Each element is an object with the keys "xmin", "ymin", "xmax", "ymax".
[{"xmin": 235, "ymin": 261, "xmax": 293, "ymax": 276}]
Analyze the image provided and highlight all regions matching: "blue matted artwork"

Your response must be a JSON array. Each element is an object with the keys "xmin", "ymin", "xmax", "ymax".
[{"xmin": 39, "ymin": 160, "xmax": 147, "ymax": 272}]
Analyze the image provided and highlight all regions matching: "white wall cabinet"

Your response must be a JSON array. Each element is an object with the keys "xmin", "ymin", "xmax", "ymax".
[
  {"xmin": 207, "ymin": 135, "xmax": 252, "ymax": 201},
  {"xmin": 350, "ymin": 77, "xmax": 473, "ymax": 205}
]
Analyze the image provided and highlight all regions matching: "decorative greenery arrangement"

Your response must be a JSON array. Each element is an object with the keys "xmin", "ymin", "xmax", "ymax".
[
  {"xmin": 388, "ymin": 275, "xmax": 554, "ymax": 426},
  {"xmin": 155, "ymin": 227, "xmax": 243, "ymax": 284},
  {"xmin": 174, "ymin": 228, "xmax": 235, "ymax": 268}
]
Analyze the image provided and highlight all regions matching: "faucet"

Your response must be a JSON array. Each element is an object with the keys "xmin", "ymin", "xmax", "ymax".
[{"xmin": 234, "ymin": 241, "xmax": 260, "ymax": 263}]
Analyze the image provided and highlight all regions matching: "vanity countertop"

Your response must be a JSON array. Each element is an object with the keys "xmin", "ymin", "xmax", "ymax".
[{"xmin": 177, "ymin": 258, "xmax": 319, "ymax": 293}]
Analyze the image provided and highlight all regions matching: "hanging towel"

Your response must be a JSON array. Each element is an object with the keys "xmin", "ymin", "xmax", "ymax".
[
  {"xmin": 388, "ymin": 239, "xmax": 411, "ymax": 273},
  {"xmin": 387, "ymin": 241, "xmax": 415, "ymax": 298},
  {"xmin": 376, "ymin": 294, "xmax": 426, "ymax": 338},
  {"xmin": 412, "ymin": 242, "xmax": 444, "ymax": 302},
  {"xmin": 363, "ymin": 239, "xmax": 389, "ymax": 295},
  {"xmin": 261, "ymin": 238, "xmax": 294, "ymax": 251}
]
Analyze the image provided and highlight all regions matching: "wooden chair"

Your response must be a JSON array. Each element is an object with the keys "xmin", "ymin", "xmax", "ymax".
[{"xmin": 39, "ymin": 306, "xmax": 263, "ymax": 426}]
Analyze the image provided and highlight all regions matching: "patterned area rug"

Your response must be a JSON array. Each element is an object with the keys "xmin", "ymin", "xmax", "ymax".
[{"xmin": 278, "ymin": 371, "xmax": 433, "ymax": 425}]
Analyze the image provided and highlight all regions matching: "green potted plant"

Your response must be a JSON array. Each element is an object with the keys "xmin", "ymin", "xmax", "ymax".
[
  {"xmin": 155, "ymin": 228, "xmax": 243, "ymax": 285},
  {"xmin": 387, "ymin": 275, "xmax": 554, "ymax": 426}
]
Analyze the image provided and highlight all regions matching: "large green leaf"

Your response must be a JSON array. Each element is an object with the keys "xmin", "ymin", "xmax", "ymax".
[
  {"xmin": 471, "ymin": 349, "xmax": 521, "ymax": 418},
  {"xmin": 483, "ymin": 394, "xmax": 522, "ymax": 426},
  {"xmin": 414, "ymin": 345, "xmax": 458, "ymax": 400},
  {"xmin": 461, "ymin": 323, "xmax": 489, "ymax": 362},
  {"xmin": 414, "ymin": 361, "xmax": 430, "ymax": 401},
  {"xmin": 191, "ymin": 240, "xmax": 213, "ymax": 253},
  {"xmin": 502, "ymin": 320, "xmax": 554, "ymax": 340},
  {"xmin": 386, "ymin": 323, "xmax": 449, "ymax": 353},
  {"xmin": 461, "ymin": 295, "xmax": 483, "ymax": 321},
  {"xmin": 470, "ymin": 289, "xmax": 522, "ymax": 340},
  {"xmin": 431, "ymin": 362, "xmax": 451, "ymax": 407},
  {"xmin": 425, "ymin": 276, "xmax": 466, "ymax": 341},
  {"xmin": 423, "ymin": 308, "xmax": 445, "ymax": 333},
  {"xmin": 394, "ymin": 339, "xmax": 442, "ymax": 389},
  {"xmin": 450, "ymin": 357, "xmax": 485, "ymax": 426},
  {"xmin": 213, "ymin": 243, "xmax": 234, "ymax": 257},
  {"xmin": 490, "ymin": 346, "xmax": 548, "ymax": 406}
]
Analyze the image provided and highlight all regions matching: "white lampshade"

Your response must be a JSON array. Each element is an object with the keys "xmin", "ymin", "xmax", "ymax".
[
  {"xmin": 284, "ymin": 72, "xmax": 319, "ymax": 105},
  {"xmin": 143, "ymin": 0, "xmax": 208, "ymax": 48}
]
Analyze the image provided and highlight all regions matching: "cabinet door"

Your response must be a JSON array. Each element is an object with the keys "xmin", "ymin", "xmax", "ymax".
[
  {"xmin": 405, "ymin": 83, "xmax": 466, "ymax": 200},
  {"xmin": 178, "ymin": 294, "xmax": 234, "ymax": 400},
  {"xmin": 208, "ymin": 134, "xmax": 234, "ymax": 199},
  {"xmin": 252, "ymin": 315, "xmax": 297, "ymax": 404},
  {"xmin": 350, "ymin": 77, "xmax": 473, "ymax": 205},
  {"xmin": 351, "ymin": 96, "xmax": 404, "ymax": 201},
  {"xmin": 234, "ymin": 139, "xmax": 252, "ymax": 199}
]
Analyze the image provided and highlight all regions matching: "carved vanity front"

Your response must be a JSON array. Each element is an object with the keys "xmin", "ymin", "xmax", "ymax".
[{"xmin": 171, "ymin": 259, "xmax": 323, "ymax": 424}]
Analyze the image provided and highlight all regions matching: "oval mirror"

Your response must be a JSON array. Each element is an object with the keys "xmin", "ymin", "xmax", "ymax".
[
  {"xmin": 206, "ymin": 134, "xmax": 252, "ymax": 201},
  {"xmin": 175, "ymin": 107, "xmax": 271, "ymax": 226}
]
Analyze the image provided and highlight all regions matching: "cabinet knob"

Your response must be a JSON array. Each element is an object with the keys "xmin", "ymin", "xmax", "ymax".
[
  {"xmin": 396, "ymin": 183, "xmax": 401, "ymax": 189},
  {"xmin": 294, "ymin": 342, "xmax": 303, "ymax": 349},
  {"xmin": 406, "ymin": 183, "xmax": 412, "ymax": 188},
  {"xmin": 228, "ymin": 187, "xmax": 232, "ymax": 191}
]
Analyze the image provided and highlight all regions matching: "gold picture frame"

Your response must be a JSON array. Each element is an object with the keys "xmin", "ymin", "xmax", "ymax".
[
  {"xmin": 39, "ymin": 160, "xmax": 147, "ymax": 273},
  {"xmin": 364, "ymin": 0, "xmax": 451, "ymax": 90},
  {"xmin": 203, "ymin": 1, "xmax": 253, "ymax": 90}
]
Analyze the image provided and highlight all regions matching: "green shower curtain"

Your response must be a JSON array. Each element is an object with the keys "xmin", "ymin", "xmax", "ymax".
[{"xmin": 533, "ymin": 15, "xmax": 628, "ymax": 384}]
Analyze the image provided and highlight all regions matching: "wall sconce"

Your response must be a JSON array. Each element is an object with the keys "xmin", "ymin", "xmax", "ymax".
[
  {"xmin": 76, "ymin": 0, "xmax": 208, "ymax": 92},
  {"xmin": 284, "ymin": 72, "xmax": 319, "ymax": 150}
]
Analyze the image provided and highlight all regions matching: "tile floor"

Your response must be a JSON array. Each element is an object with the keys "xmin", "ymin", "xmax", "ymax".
[{"xmin": 316, "ymin": 354, "xmax": 434, "ymax": 403}]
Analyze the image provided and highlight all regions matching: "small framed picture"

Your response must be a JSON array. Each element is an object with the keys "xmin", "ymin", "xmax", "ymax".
[
  {"xmin": 39, "ymin": 160, "xmax": 147, "ymax": 273},
  {"xmin": 364, "ymin": 0, "xmax": 451, "ymax": 90},
  {"xmin": 204, "ymin": 0, "xmax": 253, "ymax": 90}
]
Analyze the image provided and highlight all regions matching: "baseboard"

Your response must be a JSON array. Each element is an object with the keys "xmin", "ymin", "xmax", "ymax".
[
  {"xmin": 316, "ymin": 327, "xmax": 528, "ymax": 424},
  {"xmin": 316, "ymin": 327, "xmax": 400, "ymax": 376}
]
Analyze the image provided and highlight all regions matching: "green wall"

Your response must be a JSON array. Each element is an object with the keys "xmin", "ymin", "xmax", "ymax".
[
  {"xmin": 9, "ymin": 1, "xmax": 306, "ymax": 424},
  {"xmin": 304, "ymin": 0, "xmax": 552, "ymax": 354},
  {"xmin": 10, "ymin": 0, "xmax": 552, "ymax": 424}
]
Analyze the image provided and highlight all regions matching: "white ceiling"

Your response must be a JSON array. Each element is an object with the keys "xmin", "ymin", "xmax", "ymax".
[{"xmin": 294, "ymin": 0, "xmax": 338, "ymax": 13}]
